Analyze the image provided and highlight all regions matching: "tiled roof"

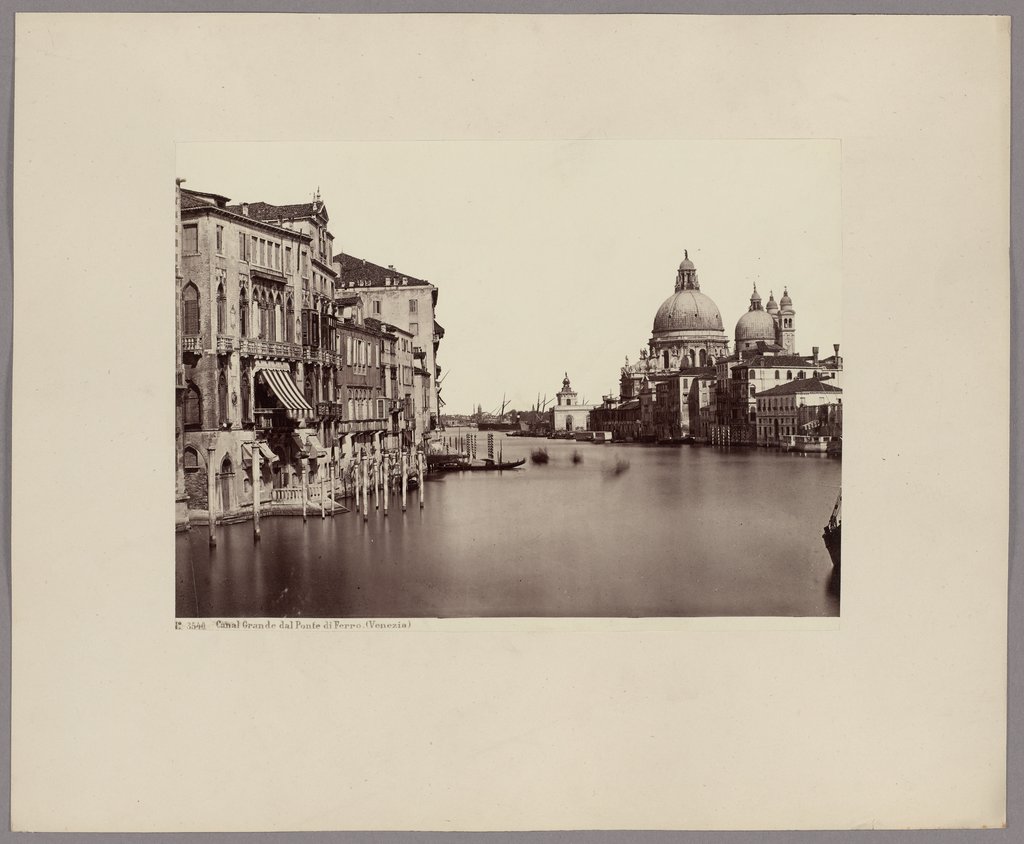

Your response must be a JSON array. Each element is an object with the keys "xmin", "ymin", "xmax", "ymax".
[
  {"xmin": 742, "ymin": 355, "xmax": 816, "ymax": 368},
  {"xmin": 225, "ymin": 201, "xmax": 328, "ymax": 222},
  {"xmin": 180, "ymin": 188, "xmax": 231, "ymax": 207},
  {"xmin": 677, "ymin": 366, "xmax": 716, "ymax": 376},
  {"xmin": 758, "ymin": 377, "xmax": 843, "ymax": 397},
  {"xmin": 334, "ymin": 252, "xmax": 431, "ymax": 287},
  {"xmin": 335, "ymin": 295, "xmax": 362, "ymax": 308},
  {"xmin": 180, "ymin": 191, "xmax": 215, "ymax": 210}
]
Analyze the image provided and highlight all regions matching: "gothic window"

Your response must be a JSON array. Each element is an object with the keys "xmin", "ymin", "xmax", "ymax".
[
  {"xmin": 182, "ymin": 283, "xmax": 200, "ymax": 335},
  {"xmin": 241, "ymin": 366, "xmax": 251, "ymax": 422},
  {"xmin": 269, "ymin": 293, "xmax": 281, "ymax": 342},
  {"xmin": 184, "ymin": 382, "xmax": 202, "ymax": 427},
  {"xmin": 239, "ymin": 290, "xmax": 249, "ymax": 337},
  {"xmin": 286, "ymin": 297, "xmax": 294, "ymax": 343},
  {"xmin": 216, "ymin": 284, "xmax": 226, "ymax": 334},
  {"xmin": 218, "ymin": 370, "xmax": 229, "ymax": 426},
  {"xmin": 183, "ymin": 447, "xmax": 200, "ymax": 472}
]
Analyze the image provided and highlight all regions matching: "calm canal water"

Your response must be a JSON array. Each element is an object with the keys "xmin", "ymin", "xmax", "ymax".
[{"xmin": 176, "ymin": 435, "xmax": 841, "ymax": 618}]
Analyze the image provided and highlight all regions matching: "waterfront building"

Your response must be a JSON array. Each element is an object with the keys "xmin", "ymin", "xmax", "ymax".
[
  {"xmin": 334, "ymin": 253, "xmax": 444, "ymax": 443},
  {"xmin": 589, "ymin": 397, "xmax": 642, "ymax": 441},
  {"xmin": 550, "ymin": 373, "xmax": 591, "ymax": 432},
  {"xmin": 179, "ymin": 187, "xmax": 314, "ymax": 520},
  {"xmin": 652, "ymin": 366, "xmax": 716, "ymax": 440},
  {"xmin": 714, "ymin": 342, "xmax": 844, "ymax": 444},
  {"xmin": 366, "ymin": 315, "xmax": 417, "ymax": 452},
  {"xmin": 755, "ymin": 377, "xmax": 844, "ymax": 447}
]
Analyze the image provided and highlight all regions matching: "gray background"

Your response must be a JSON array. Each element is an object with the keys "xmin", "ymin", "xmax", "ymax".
[{"xmin": 0, "ymin": 1, "xmax": 1018, "ymax": 841}]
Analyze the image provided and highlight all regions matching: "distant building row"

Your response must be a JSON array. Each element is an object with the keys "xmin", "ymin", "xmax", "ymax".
[
  {"xmin": 174, "ymin": 183, "xmax": 444, "ymax": 530},
  {"xmin": 556, "ymin": 252, "xmax": 843, "ymax": 447}
]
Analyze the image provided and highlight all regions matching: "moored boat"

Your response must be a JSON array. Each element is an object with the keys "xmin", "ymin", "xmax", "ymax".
[
  {"xmin": 464, "ymin": 458, "xmax": 526, "ymax": 471},
  {"xmin": 823, "ymin": 491, "xmax": 841, "ymax": 568}
]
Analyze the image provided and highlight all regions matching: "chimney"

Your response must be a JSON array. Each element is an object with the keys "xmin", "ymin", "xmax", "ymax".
[
  {"xmin": 812, "ymin": 346, "xmax": 819, "ymax": 363},
  {"xmin": 241, "ymin": 202, "xmax": 249, "ymax": 216},
  {"xmin": 833, "ymin": 343, "xmax": 840, "ymax": 357}
]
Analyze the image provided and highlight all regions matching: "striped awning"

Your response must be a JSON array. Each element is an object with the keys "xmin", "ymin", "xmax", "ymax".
[{"xmin": 256, "ymin": 362, "xmax": 313, "ymax": 413}]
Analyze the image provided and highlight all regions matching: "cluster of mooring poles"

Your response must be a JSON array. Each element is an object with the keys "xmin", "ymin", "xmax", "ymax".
[
  {"xmin": 352, "ymin": 445, "xmax": 426, "ymax": 522},
  {"xmin": 205, "ymin": 439, "xmax": 429, "ymax": 548}
]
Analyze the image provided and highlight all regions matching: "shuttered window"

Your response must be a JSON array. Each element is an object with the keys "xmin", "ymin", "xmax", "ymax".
[{"xmin": 182, "ymin": 284, "xmax": 200, "ymax": 335}]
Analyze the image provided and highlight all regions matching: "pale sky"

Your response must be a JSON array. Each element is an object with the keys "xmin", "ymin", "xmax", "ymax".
[{"xmin": 178, "ymin": 140, "xmax": 842, "ymax": 414}]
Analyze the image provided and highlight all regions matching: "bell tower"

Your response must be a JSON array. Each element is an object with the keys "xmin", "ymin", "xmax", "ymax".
[{"xmin": 777, "ymin": 287, "xmax": 796, "ymax": 353}]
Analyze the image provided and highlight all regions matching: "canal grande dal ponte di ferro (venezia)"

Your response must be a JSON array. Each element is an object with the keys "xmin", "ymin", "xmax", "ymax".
[{"xmin": 173, "ymin": 183, "xmax": 842, "ymax": 619}]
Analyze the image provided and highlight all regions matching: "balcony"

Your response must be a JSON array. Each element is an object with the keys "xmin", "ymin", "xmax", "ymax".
[
  {"xmin": 216, "ymin": 335, "xmax": 234, "ymax": 354},
  {"xmin": 316, "ymin": 401, "xmax": 345, "ymax": 421},
  {"xmin": 182, "ymin": 335, "xmax": 202, "ymax": 353},
  {"xmin": 239, "ymin": 338, "xmax": 301, "ymax": 360},
  {"xmin": 255, "ymin": 407, "xmax": 297, "ymax": 431}
]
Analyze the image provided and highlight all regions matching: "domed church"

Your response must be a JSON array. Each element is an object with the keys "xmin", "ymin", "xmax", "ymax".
[
  {"xmin": 734, "ymin": 285, "xmax": 797, "ymax": 354},
  {"xmin": 619, "ymin": 251, "xmax": 729, "ymax": 402},
  {"xmin": 649, "ymin": 251, "xmax": 730, "ymax": 369},
  {"xmin": 733, "ymin": 282, "xmax": 794, "ymax": 350}
]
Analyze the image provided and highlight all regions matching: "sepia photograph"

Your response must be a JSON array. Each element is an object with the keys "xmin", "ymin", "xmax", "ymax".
[
  {"xmin": 12, "ymin": 11, "xmax": 1010, "ymax": 834},
  {"xmin": 174, "ymin": 140, "xmax": 843, "ymax": 619}
]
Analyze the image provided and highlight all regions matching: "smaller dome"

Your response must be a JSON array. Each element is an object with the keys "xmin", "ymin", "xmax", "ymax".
[
  {"xmin": 735, "ymin": 309, "xmax": 777, "ymax": 344},
  {"xmin": 779, "ymin": 287, "xmax": 793, "ymax": 310},
  {"xmin": 765, "ymin": 290, "xmax": 779, "ymax": 315},
  {"xmin": 678, "ymin": 249, "xmax": 695, "ymax": 272},
  {"xmin": 749, "ymin": 285, "xmax": 762, "ymax": 305}
]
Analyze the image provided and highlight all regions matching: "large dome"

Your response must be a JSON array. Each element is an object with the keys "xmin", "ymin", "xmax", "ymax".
[
  {"xmin": 653, "ymin": 289, "xmax": 724, "ymax": 333},
  {"xmin": 735, "ymin": 308, "xmax": 776, "ymax": 343}
]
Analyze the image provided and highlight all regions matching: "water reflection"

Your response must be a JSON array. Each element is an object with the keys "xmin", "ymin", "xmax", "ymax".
[{"xmin": 177, "ymin": 437, "xmax": 840, "ymax": 618}]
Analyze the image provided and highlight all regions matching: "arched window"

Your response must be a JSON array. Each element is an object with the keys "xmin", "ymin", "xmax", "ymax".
[
  {"xmin": 749, "ymin": 386, "xmax": 756, "ymax": 398},
  {"xmin": 663, "ymin": 350, "xmax": 669, "ymax": 369},
  {"xmin": 775, "ymin": 370, "xmax": 780, "ymax": 380},
  {"xmin": 787, "ymin": 371, "xmax": 793, "ymax": 380},
  {"xmin": 271, "ymin": 294, "xmax": 282, "ymax": 342},
  {"xmin": 239, "ymin": 289, "xmax": 249, "ymax": 337},
  {"xmin": 699, "ymin": 349, "xmax": 708, "ymax": 367},
  {"xmin": 798, "ymin": 371, "xmax": 805, "ymax": 379},
  {"xmin": 285, "ymin": 297, "xmax": 294, "ymax": 343},
  {"xmin": 241, "ymin": 365, "xmax": 251, "ymax": 422},
  {"xmin": 304, "ymin": 372, "xmax": 314, "ymax": 406},
  {"xmin": 183, "ymin": 447, "xmax": 200, "ymax": 472},
  {"xmin": 218, "ymin": 370, "xmax": 229, "ymax": 426},
  {"xmin": 687, "ymin": 350, "xmax": 696, "ymax": 367},
  {"xmin": 216, "ymin": 284, "xmax": 226, "ymax": 334},
  {"xmin": 182, "ymin": 283, "xmax": 200, "ymax": 335},
  {"xmin": 184, "ymin": 382, "xmax": 202, "ymax": 427}
]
